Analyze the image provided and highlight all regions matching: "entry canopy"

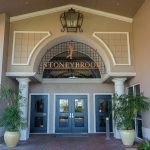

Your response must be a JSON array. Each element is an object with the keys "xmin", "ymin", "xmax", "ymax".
[{"xmin": 38, "ymin": 41, "xmax": 106, "ymax": 78}]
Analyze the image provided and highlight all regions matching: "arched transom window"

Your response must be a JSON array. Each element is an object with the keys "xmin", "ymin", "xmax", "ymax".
[{"xmin": 38, "ymin": 41, "xmax": 106, "ymax": 78}]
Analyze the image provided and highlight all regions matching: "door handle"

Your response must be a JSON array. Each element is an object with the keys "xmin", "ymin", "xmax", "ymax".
[
  {"xmin": 43, "ymin": 113, "xmax": 47, "ymax": 116},
  {"xmin": 72, "ymin": 113, "xmax": 74, "ymax": 118},
  {"xmin": 69, "ymin": 113, "xmax": 72, "ymax": 118},
  {"xmin": 69, "ymin": 113, "xmax": 74, "ymax": 118}
]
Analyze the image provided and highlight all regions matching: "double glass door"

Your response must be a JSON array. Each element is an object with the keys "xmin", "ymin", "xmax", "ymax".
[{"xmin": 55, "ymin": 95, "xmax": 88, "ymax": 133}]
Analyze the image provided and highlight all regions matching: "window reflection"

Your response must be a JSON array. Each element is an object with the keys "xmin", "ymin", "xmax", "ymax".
[
  {"xmin": 74, "ymin": 116, "xmax": 84, "ymax": 127},
  {"xmin": 59, "ymin": 116, "xmax": 69, "ymax": 127},
  {"xmin": 36, "ymin": 99, "xmax": 44, "ymax": 113},
  {"xmin": 99, "ymin": 116, "xmax": 106, "ymax": 127},
  {"xmin": 75, "ymin": 99, "xmax": 84, "ymax": 112},
  {"xmin": 59, "ymin": 99, "xmax": 69, "ymax": 112},
  {"xmin": 99, "ymin": 100, "xmax": 108, "ymax": 112},
  {"xmin": 35, "ymin": 117, "xmax": 44, "ymax": 127}
]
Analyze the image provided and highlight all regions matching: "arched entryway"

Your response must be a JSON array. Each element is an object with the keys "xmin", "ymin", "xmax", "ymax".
[
  {"xmin": 38, "ymin": 41, "xmax": 106, "ymax": 79},
  {"xmin": 32, "ymin": 34, "xmax": 111, "ymax": 75},
  {"xmin": 28, "ymin": 37, "xmax": 113, "ymax": 134}
]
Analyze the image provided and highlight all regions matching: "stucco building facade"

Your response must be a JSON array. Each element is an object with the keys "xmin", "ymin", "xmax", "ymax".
[{"xmin": 0, "ymin": 0, "xmax": 150, "ymax": 141}]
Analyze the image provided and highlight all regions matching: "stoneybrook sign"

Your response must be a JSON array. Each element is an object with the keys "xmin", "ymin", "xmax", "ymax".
[
  {"xmin": 43, "ymin": 61, "xmax": 100, "ymax": 70},
  {"xmin": 43, "ymin": 44, "xmax": 100, "ymax": 70}
]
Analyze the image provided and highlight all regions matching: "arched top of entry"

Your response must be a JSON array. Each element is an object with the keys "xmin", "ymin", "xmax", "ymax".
[
  {"xmin": 32, "ymin": 34, "xmax": 111, "ymax": 74},
  {"xmin": 38, "ymin": 41, "xmax": 106, "ymax": 78}
]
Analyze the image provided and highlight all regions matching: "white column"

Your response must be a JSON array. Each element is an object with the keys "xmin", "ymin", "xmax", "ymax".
[
  {"xmin": 112, "ymin": 78, "xmax": 127, "ymax": 139},
  {"xmin": 16, "ymin": 78, "xmax": 30, "ymax": 141}
]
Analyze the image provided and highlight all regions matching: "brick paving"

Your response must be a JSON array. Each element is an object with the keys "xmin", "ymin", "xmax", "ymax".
[{"xmin": 0, "ymin": 134, "xmax": 128, "ymax": 150}]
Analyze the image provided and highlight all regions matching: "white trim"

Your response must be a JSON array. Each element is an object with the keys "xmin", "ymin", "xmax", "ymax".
[
  {"xmin": 42, "ymin": 76, "xmax": 109, "ymax": 84},
  {"xmin": 127, "ymin": 83, "xmax": 141, "ymax": 96},
  {"xmin": 128, "ymin": 83, "xmax": 141, "ymax": 88},
  {"xmin": 6, "ymin": 72, "xmax": 36, "ymax": 77},
  {"xmin": 93, "ymin": 93, "xmax": 113, "ymax": 133},
  {"xmin": 54, "ymin": 93, "xmax": 90, "ymax": 133},
  {"xmin": 108, "ymin": 72, "xmax": 136, "ymax": 77},
  {"xmin": 11, "ymin": 31, "xmax": 51, "ymax": 65},
  {"xmin": 6, "ymin": 71, "xmax": 136, "ymax": 81},
  {"xmin": 29, "ymin": 93, "xmax": 50, "ymax": 134},
  {"xmin": 87, "ymin": 94, "xmax": 90, "ymax": 133},
  {"xmin": 142, "ymin": 127, "xmax": 150, "ymax": 140},
  {"xmin": 93, "ymin": 32, "xmax": 116, "ymax": 65},
  {"xmin": 93, "ymin": 32, "xmax": 131, "ymax": 66},
  {"xmin": 127, "ymin": 32, "xmax": 131, "ymax": 65},
  {"xmin": 10, "ymin": 4, "xmax": 133, "ymax": 23}
]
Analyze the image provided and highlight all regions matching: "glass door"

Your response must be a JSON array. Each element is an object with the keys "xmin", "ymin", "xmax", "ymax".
[
  {"xmin": 30, "ymin": 95, "xmax": 48, "ymax": 133},
  {"xmin": 72, "ymin": 95, "xmax": 88, "ymax": 133},
  {"xmin": 95, "ymin": 95, "xmax": 112, "ymax": 132},
  {"xmin": 55, "ymin": 95, "xmax": 72, "ymax": 133},
  {"xmin": 55, "ymin": 95, "xmax": 88, "ymax": 133}
]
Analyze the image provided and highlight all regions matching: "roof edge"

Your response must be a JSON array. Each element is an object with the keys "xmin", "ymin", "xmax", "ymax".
[{"xmin": 10, "ymin": 4, "xmax": 133, "ymax": 23}]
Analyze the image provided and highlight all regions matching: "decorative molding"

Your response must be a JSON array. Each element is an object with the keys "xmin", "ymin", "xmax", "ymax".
[
  {"xmin": 10, "ymin": 4, "xmax": 133, "ymax": 23},
  {"xmin": 142, "ymin": 127, "xmax": 150, "ymax": 139},
  {"xmin": 127, "ymin": 32, "xmax": 131, "ymax": 65},
  {"xmin": 6, "ymin": 72, "xmax": 136, "ymax": 82},
  {"xmin": 42, "ymin": 74, "xmax": 109, "ymax": 84},
  {"xmin": 93, "ymin": 32, "xmax": 131, "ymax": 66},
  {"xmin": 42, "ymin": 78, "xmax": 107, "ymax": 84},
  {"xmin": 11, "ymin": 31, "xmax": 51, "ymax": 65},
  {"xmin": 93, "ymin": 32, "xmax": 116, "ymax": 65},
  {"xmin": 108, "ymin": 72, "xmax": 136, "ymax": 77},
  {"xmin": 6, "ymin": 72, "xmax": 36, "ymax": 77}
]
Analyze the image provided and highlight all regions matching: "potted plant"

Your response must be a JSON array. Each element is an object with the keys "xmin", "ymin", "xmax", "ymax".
[
  {"xmin": 0, "ymin": 85, "xmax": 26, "ymax": 147},
  {"xmin": 0, "ymin": 121, "xmax": 5, "ymax": 144},
  {"xmin": 112, "ymin": 93, "xmax": 150, "ymax": 146},
  {"xmin": 138, "ymin": 139, "xmax": 150, "ymax": 150}
]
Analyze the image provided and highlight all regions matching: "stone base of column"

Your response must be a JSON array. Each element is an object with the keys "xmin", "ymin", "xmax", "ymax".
[{"xmin": 20, "ymin": 129, "xmax": 29, "ymax": 141}]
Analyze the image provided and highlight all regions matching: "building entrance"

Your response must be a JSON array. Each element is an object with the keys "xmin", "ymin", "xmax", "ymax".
[{"xmin": 55, "ymin": 95, "xmax": 88, "ymax": 133}]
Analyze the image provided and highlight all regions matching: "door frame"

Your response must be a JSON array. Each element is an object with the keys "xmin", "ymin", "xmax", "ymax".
[
  {"xmin": 93, "ymin": 93, "xmax": 114, "ymax": 133},
  {"xmin": 29, "ymin": 93, "xmax": 50, "ymax": 134},
  {"xmin": 54, "ymin": 93, "xmax": 90, "ymax": 133}
]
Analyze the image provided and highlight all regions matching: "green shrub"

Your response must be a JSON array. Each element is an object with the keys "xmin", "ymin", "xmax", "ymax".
[
  {"xmin": 138, "ymin": 139, "xmax": 150, "ymax": 150},
  {"xmin": 112, "ymin": 93, "xmax": 150, "ymax": 130},
  {"xmin": 0, "ymin": 85, "xmax": 26, "ymax": 131}
]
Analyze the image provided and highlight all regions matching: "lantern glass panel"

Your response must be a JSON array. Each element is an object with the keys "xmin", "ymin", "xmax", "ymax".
[{"xmin": 65, "ymin": 12, "xmax": 78, "ymax": 28}]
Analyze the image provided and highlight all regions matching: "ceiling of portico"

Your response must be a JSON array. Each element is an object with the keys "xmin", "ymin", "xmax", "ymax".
[{"xmin": 0, "ymin": 0, "xmax": 145, "ymax": 18}]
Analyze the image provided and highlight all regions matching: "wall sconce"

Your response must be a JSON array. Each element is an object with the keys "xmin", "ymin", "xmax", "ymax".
[{"xmin": 60, "ymin": 8, "xmax": 83, "ymax": 32}]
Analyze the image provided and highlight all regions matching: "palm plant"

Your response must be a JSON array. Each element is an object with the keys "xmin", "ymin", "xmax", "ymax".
[
  {"xmin": 112, "ymin": 93, "xmax": 150, "ymax": 130},
  {"xmin": 0, "ymin": 85, "xmax": 26, "ymax": 132}
]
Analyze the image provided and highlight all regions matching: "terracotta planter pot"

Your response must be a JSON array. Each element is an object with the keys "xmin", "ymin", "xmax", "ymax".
[
  {"xmin": 4, "ymin": 131, "xmax": 20, "ymax": 147},
  {"xmin": 119, "ymin": 129, "xmax": 135, "ymax": 146}
]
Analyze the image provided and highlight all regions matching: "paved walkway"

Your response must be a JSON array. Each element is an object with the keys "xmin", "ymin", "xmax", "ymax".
[{"xmin": 0, "ymin": 134, "xmax": 127, "ymax": 150}]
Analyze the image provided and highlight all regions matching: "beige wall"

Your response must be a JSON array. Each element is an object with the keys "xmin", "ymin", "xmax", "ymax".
[
  {"xmin": 7, "ymin": 11, "xmax": 135, "ymax": 74},
  {"xmin": 129, "ymin": 0, "xmax": 150, "ymax": 128},
  {"xmin": 0, "ymin": 13, "xmax": 17, "ymax": 112},
  {"xmin": 0, "ymin": 13, "xmax": 17, "ymax": 86},
  {"xmin": 29, "ymin": 82, "xmax": 114, "ymax": 133}
]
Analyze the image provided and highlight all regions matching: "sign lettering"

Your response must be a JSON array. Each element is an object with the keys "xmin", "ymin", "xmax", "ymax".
[{"xmin": 43, "ymin": 61, "xmax": 100, "ymax": 70}]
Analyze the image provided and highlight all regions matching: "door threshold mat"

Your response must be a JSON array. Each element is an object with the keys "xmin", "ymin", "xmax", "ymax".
[{"xmin": 55, "ymin": 133, "xmax": 89, "ymax": 137}]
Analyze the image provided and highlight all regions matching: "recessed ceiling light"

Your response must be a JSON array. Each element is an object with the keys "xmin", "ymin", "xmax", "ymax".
[
  {"xmin": 116, "ymin": 2, "xmax": 120, "ymax": 6},
  {"xmin": 25, "ymin": 1, "xmax": 29, "ymax": 5}
]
